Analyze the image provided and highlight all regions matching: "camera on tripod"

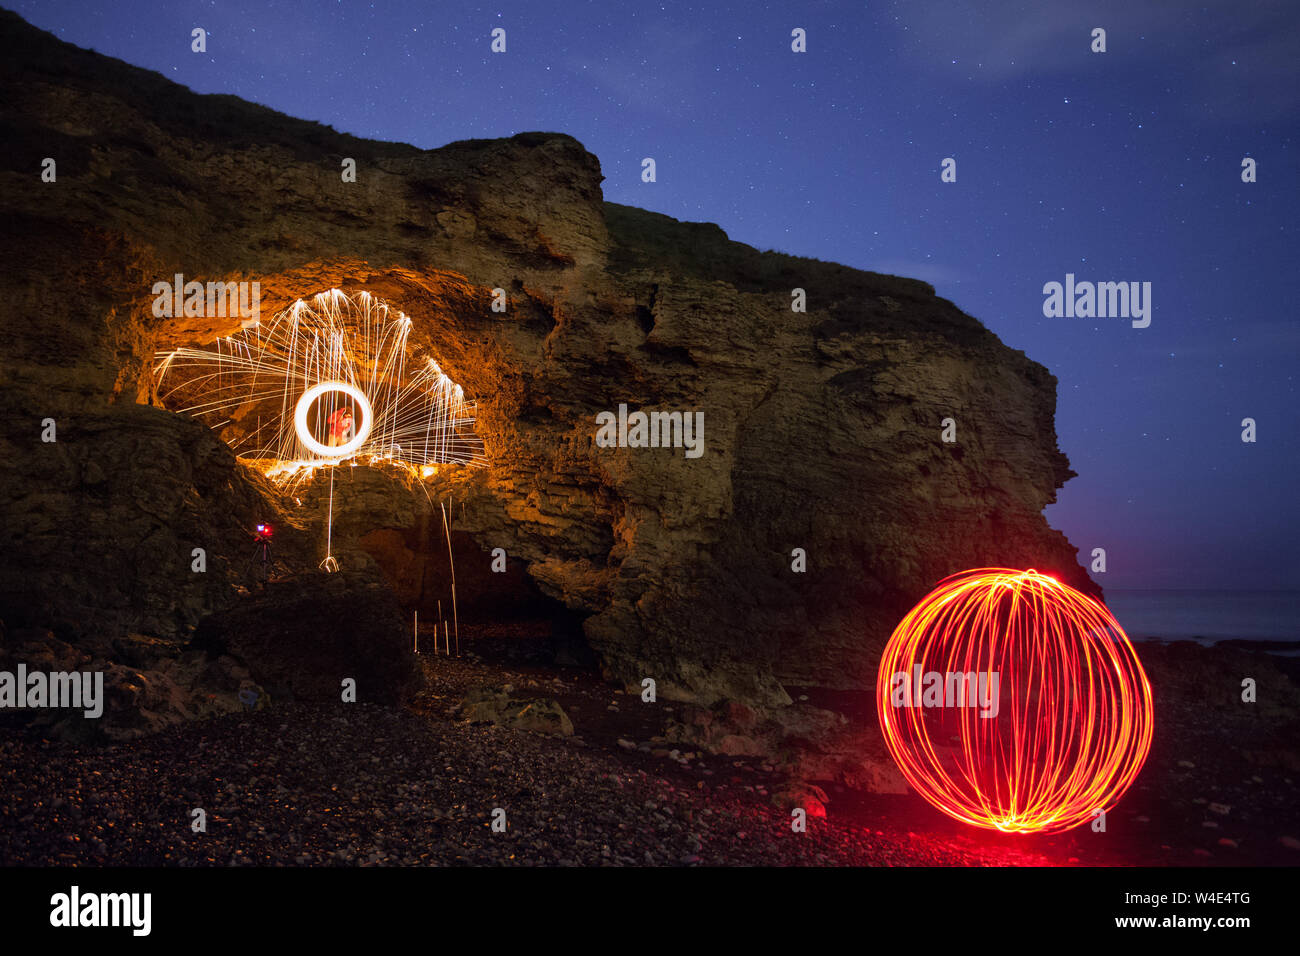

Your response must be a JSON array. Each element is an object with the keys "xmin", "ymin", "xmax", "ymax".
[{"xmin": 247, "ymin": 522, "xmax": 274, "ymax": 584}]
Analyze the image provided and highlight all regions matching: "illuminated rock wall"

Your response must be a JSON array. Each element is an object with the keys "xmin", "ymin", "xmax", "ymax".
[{"xmin": 0, "ymin": 10, "xmax": 1094, "ymax": 705}]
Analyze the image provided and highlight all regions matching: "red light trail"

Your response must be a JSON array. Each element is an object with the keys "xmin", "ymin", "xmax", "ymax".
[{"xmin": 875, "ymin": 568, "xmax": 1154, "ymax": 834}]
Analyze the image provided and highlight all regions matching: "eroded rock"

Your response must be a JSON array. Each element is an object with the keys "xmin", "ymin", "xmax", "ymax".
[
  {"xmin": 665, "ymin": 698, "xmax": 908, "ymax": 794},
  {"xmin": 457, "ymin": 685, "xmax": 575, "ymax": 737},
  {"xmin": 0, "ymin": 628, "xmax": 261, "ymax": 742},
  {"xmin": 0, "ymin": 9, "xmax": 1096, "ymax": 710}
]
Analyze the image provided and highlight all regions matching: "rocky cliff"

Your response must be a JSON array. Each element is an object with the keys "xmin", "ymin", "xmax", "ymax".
[{"xmin": 0, "ymin": 9, "xmax": 1095, "ymax": 712}]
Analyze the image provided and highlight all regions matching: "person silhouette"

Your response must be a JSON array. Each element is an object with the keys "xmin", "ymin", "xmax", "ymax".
[{"xmin": 325, "ymin": 405, "xmax": 355, "ymax": 447}]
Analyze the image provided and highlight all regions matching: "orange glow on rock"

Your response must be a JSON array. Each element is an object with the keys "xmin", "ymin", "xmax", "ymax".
[{"xmin": 875, "ymin": 568, "xmax": 1154, "ymax": 834}]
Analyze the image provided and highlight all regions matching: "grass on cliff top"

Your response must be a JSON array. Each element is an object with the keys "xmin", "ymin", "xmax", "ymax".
[
  {"xmin": 602, "ymin": 202, "xmax": 1025, "ymax": 354},
  {"xmin": 0, "ymin": 9, "xmax": 421, "ymax": 163},
  {"xmin": 603, "ymin": 201, "xmax": 934, "ymax": 299},
  {"xmin": 1, "ymin": 10, "xmax": 591, "ymax": 169}
]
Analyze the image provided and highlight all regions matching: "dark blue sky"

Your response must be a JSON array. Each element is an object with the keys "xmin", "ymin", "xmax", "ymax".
[{"xmin": 14, "ymin": 0, "xmax": 1299, "ymax": 590}]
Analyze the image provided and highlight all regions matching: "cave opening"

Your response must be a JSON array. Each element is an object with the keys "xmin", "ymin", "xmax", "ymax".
[
  {"xmin": 358, "ymin": 522, "xmax": 595, "ymax": 670},
  {"xmin": 147, "ymin": 281, "xmax": 598, "ymax": 674}
]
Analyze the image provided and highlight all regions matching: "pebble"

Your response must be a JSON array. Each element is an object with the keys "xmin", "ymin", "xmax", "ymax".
[{"xmin": 3, "ymin": 653, "xmax": 1265, "ymax": 869}]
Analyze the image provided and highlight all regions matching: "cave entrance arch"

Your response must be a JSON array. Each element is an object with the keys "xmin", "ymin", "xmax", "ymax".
[
  {"xmin": 152, "ymin": 288, "xmax": 484, "ymax": 476},
  {"xmin": 153, "ymin": 285, "xmax": 592, "ymax": 667},
  {"xmin": 359, "ymin": 522, "xmax": 594, "ymax": 668}
]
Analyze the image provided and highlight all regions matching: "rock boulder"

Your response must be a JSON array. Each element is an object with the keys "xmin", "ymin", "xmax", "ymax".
[{"xmin": 191, "ymin": 571, "xmax": 423, "ymax": 705}]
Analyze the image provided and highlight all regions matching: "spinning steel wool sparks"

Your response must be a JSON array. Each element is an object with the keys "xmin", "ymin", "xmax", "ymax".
[
  {"xmin": 154, "ymin": 289, "xmax": 484, "ymax": 483},
  {"xmin": 875, "ymin": 568, "xmax": 1154, "ymax": 834}
]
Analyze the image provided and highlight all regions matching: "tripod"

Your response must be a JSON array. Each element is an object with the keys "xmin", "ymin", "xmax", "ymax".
[{"xmin": 245, "ymin": 532, "xmax": 273, "ymax": 586}]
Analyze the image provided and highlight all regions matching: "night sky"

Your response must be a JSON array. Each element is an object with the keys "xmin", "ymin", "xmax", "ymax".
[{"xmin": 12, "ymin": 0, "xmax": 1299, "ymax": 591}]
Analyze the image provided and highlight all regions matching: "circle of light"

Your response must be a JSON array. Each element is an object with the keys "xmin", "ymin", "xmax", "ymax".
[
  {"xmin": 293, "ymin": 381, "xmax": 374, "ymax": 459},
  {"xmin": 874, "ymin": 568, "xmax": 1154, "ymax": 834}
]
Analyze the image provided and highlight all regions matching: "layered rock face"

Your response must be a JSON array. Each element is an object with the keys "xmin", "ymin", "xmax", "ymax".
[{"xmin": 0, "ymin": 10, "xmax": 1094, "ymax": 709}]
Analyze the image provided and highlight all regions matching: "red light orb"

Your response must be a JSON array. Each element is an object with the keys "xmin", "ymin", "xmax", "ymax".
[{"xmin": 875, "ymin": 568, "xmax": 1154, "ymax": 834}]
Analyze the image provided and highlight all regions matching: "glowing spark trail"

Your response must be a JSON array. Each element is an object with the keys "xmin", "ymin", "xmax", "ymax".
[
  {"xmin": 875, "ymin": 568, "xmax": 1154, "ymax": 835},
  {"xmin": 153, "ymin": 289, "xmax": 484, "ymax": 485}
]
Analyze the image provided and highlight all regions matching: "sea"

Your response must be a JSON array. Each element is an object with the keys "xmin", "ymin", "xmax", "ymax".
[{"xmin": 1103, "ymin": 590, "xmax": 1300, "ymax": 651}]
